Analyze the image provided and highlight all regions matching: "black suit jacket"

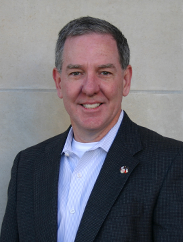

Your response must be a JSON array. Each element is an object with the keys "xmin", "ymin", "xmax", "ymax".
[{"xmin": 1, "ymin": 112, "xmax": 183, "ymax": 242}]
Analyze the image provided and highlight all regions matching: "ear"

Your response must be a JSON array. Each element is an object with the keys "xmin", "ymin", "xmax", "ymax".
[
  {"xmin": 122, "ymin": 65, "xmax": 132, "ymax": 97},
  {"xmin": 53, "ymin": 68, "xmax": 63, "ymax": 99}
]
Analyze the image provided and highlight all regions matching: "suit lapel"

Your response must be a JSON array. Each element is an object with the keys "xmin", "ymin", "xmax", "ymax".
[
  {"xmin": 75, "ymin": 113, "xmax": 143, "ymax": 242},
  {"xmin": 34, "ymin": 129, "xmax": 69, "ymax": 242}
]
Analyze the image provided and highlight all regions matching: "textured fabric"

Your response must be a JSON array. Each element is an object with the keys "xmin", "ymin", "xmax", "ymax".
[
  {"xmin": 1, "ymin": 112, "xmax": 183, "ymax": 242},
  {"xmin": 57, "ymin": 111, "xmax": 124, "ymax": 242}
]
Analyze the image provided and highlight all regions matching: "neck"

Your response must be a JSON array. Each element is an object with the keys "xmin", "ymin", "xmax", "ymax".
[{"xmin": 71, "ymin": 113, "xmax": 121, "ymax": 143}]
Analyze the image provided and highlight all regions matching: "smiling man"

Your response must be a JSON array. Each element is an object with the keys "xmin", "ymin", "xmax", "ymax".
[
  {"xmin": 53, "ymin": 33, "xmax": 131, "ymax": 142},
  {"xmin": 1, "ymin": 17, "xmax": 183, "ymax": 242}
]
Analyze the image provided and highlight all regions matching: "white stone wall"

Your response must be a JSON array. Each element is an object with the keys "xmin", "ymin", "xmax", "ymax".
[{"xmin": 0, "ymin": 0, "xmax": 183, "ymax": 226}]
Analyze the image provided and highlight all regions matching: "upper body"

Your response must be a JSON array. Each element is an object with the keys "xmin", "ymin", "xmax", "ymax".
[
  {"xmin": 1, "ymin": 16, "xmax": 183, "ymax": 241},
  {"xmin": 1, "ymin": 112, "xmax": 183, "ymax": 242}
]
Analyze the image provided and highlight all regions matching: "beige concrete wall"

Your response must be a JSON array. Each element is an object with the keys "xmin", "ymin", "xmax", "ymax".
[{"xmin": 0, "ymin": 0, "xmax": 183, "ymax": 226}]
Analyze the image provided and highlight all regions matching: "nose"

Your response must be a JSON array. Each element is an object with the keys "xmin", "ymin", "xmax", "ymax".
[{"xmin": 82, "ymin": 73, "xmax": 100, "ymax": 96}]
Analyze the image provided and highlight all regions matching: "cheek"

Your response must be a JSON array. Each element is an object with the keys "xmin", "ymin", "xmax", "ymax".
[
  {"xmin": 62, "ymin": 85, "xmax": 82, "ymax": 109},
  {"xmin": 108, "ymin": 84, "xmax": 123, "ymax": 101},
  {"xmin": 61, "ymin": 82, "xmax": 75, "ymax": 99}
]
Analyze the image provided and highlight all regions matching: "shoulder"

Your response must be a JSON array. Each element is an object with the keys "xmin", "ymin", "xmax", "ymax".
[
  {"xmin": 121, "ymin": 111, "xmax": 183, "ymax": 158},
  {"xmin": 18, "ymin": 127, "xmax": 70, "ymax": 159},
  {"xmin": 138, "ymin": 125, "xmax": 183, "ymax": 151},
  {"xmin": 10, "ymin": 127, "xmax": 71, "ymax": 179},
  {"xmin": 134, "ymin": 125, "xmax": 183, "ymax": 167}
]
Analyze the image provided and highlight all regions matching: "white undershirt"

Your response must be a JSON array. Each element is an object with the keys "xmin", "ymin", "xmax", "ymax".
[{"xmin": 72, "ymin": 139, "xmax": 98, "ymax": 158}]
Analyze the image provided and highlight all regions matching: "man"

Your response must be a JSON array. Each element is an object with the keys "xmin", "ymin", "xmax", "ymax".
[{"xmin": 0, "ymin": 16, "xmax": 183, "ymax": 242}]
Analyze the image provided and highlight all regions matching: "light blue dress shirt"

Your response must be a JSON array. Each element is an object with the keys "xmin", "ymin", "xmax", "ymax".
[{"xmin": 57, "ymin": 110, "xmax": 124, "ymax": 242}]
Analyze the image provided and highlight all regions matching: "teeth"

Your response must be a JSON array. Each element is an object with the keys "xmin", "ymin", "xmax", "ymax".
[{"xmin": 83, "ymin": 103, "xmax": 101, "ymax": 109}]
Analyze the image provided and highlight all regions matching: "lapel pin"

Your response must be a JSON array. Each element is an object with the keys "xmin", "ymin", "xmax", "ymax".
[{"xmin": 120, "ymin": 166, "xmax": 129, "ymax": 174}]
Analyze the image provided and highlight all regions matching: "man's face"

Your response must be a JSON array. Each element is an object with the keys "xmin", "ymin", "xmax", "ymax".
[{"xmin": 53, "ymin": 33, "xmax": 132, "ymax": 142}]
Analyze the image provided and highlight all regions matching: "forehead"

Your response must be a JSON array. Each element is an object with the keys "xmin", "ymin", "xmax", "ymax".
[{"xmin": 62, "ymin": 33, "xmax": 120, "ymax": 65}]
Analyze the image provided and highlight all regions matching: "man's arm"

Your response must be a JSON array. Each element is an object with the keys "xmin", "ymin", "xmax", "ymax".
[
  {"xmin": 0, "ymin": 153, "xmax": 20, "ymax": 242},
  {"xmin": 153, "ymin": 149, "xmax": 183, "ymax": 241}
]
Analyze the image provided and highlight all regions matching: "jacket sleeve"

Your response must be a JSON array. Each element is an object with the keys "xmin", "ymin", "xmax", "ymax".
[
  {"xmin": 153, "ymin": 149, "xmax": 183, "ymax": 241},
  {"xmin": 0, "ymin": 153, "xmax": 21, "ymax": 242}
]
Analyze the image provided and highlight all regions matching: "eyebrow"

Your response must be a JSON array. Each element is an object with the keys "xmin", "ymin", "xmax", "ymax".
[
  {"xmin": 66, "ymin": 64, "xmax": 83, "ymax": 70},
  {"xmin": 98, "ymin": 64, "xmax": 116, "ymax": 69}
]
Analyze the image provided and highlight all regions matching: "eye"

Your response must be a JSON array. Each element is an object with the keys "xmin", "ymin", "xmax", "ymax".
[
  {"xmin": 70, "ymin": 72, "xmax": 81, "ymax": 76},
  {"xmin": 101, "ymin": 71, "xmax": 111, "ymax": 76}
]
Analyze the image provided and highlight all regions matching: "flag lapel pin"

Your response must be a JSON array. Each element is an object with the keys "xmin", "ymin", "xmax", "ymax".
[{"xmin": 120, "ymin": 166, "xmax": 129, "ymax": 174}]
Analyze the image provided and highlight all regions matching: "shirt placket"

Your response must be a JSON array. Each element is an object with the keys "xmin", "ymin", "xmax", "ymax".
[{"xmin": 64, "ymin": 151, "xmax": 95, "ymax": 242}]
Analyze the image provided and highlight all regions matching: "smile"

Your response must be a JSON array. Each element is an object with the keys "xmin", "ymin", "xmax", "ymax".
[{"xmin": 82, "ymin": 103, "xmax": 101, "ymax": 109}]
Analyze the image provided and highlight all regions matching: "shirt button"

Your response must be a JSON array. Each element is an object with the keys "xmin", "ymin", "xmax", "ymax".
[
  {"xmin": 65, "ymin": 152, "xmax": 69, "ymax": 157},
  {"xmin": 77, "ymin": 173, "xmax": 82, "ymax": 178},
  {"xmin": 70, "ymin": 209, "xmax": 75, "ymax": 214}
]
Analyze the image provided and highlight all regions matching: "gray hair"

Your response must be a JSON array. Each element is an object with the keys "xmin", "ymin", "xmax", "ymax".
[{"xmin": 55, "ymin": 16, "xmax": 130, "ymax": 72}]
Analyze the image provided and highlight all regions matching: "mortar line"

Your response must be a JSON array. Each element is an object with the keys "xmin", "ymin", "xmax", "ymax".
[
  {"xmin": 130, "ymin": 90, "xmax": 183, "ymax": 94},
  {"xmin": 0, "ymin": 88, "xmax": 182, "ymax": 94}
]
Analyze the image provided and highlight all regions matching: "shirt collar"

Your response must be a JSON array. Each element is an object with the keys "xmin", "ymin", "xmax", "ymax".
[{"xmin": 62, "ymin": 110, "xmax": 124, "ymax": 154}]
